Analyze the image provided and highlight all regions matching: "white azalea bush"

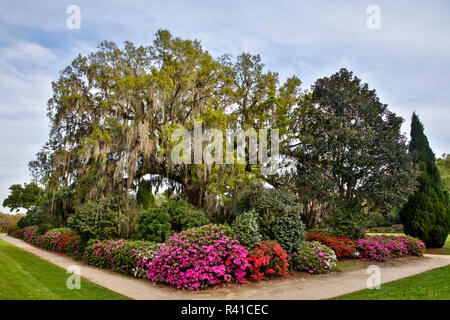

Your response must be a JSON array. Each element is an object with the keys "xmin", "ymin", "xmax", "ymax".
[{"xmin": 289, "ymin": 241, "xmax": 337, "ymax": 274}]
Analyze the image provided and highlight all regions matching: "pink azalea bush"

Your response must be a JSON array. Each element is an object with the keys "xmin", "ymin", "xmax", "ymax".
[
  {"xmin": 83, "ymin": 239, "xmax": 159, "ymax": 276},
  {"xmin": 66, "ymin": 235, "xmax": 83, "ymax": 259},
  {"xmin": 289, "ymin": 241, "xmax": 337, "ymax": 274},
  {"xmin": 357, "ymin": 235, "xmax": 425, "ymax": 262},
  {"xmin": 23, "ymin": 226, "xmax": 39, "ymax": 243},
  {"xmin": 143, "ymin": 224, "xmax": 249, "ymax": 290}
]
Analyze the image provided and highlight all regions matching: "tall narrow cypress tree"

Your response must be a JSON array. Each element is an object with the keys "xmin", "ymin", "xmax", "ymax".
[{"xmin": 399, "ymin": 113, "xmax": 449, "ymax": 247}]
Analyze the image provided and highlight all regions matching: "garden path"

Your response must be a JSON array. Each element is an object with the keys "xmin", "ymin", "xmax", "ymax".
[{"xmin": 1, "ymin": 234, "xmax": 449, "ymax": 300}]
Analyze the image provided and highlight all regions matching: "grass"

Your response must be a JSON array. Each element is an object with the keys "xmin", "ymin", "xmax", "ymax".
[
  {"xmin": 0, "ymin": 238, "xmax": 130, "ymax": 300},
  {"xmin": 331, "ymin": 264, "xmax": 450, "ymax": 300},
  {"xmin": 334, "ymin": 260, "xmax": 367, "ymax": 272}
]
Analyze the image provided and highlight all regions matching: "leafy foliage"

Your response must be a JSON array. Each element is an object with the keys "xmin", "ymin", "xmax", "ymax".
[
  {"xmin": 136, "ymin": 179, "xmax": 155, "ymax": 209},
  {"xmin": 67, "ymin": 196, "xmax": 140, "ymax": 243},
  {"xmin": 289, "ymin": 241, "xmax": 337, "ymax": 274},
  {"xmin": 136, "ymin": 200, "xmax": 209, "ymax": 242},
  {"xmin": 323, "ymin": 203, "xmax": 367, "ymax": 240},
  {"xmin": 231, "ymin": 209, "xmax": 262, "ymax": 250},
  {"xmin": 2, "ymin": 183, "xmax": 42, "ymax": 212},
  {"xmin": 271, "ymin": 213, "xmax": 306, "ymax": 254},
  {"xmin": 236, "ymin": 183, "xmax": 302, "ymax": 236},
  {"xmin": 31, "ymin": 29, "xmax": 302, "ymax": 214},
  {"xmin": 399, "ymin": 113, "xmax": 449, "ymax": 248},
  {"xmin": 136, "ymin": 208, "xmax": 172, "ymax": 242},
  {"xmin": 83, "ymin": 239, "xmax": 158, "ymax": 276},
  {"xmin": 293, "ymin": 68, "xmax": 418, "ymax": 222}
]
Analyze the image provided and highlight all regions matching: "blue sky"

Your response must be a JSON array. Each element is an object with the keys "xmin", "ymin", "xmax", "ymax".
[{"xmin": 0, "ymin": 0, "xmax": 449, "ymax": 213}]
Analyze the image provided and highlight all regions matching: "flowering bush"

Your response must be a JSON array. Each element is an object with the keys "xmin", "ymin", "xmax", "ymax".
[
  {"xmin": 306, "ymin": 230, "xmax": 356, "ymax": 259},
  {"xmin": 83, "ymin": 239, "xmax": 158, "ymax": 276},
  {"xmin": 247, "ymin": 240, "xmax": 289, "ymax": 281},
  {"xmin": 66, "ymin": 235, "xmax": 83, "ymax": 260},
  {"xmin": 289, "ymin": 241, "xmax": 337, "ymax": 274},
  {"xmin": 357, "ymin": 235, "xmax": 425, "ymax": 262},
  {"xmin": 33, "ymin": 228, "xmax": 78, "ymax": 253},
  {"xmin": 401, "ymin": 235, "xmax": 426, "ymax": 256},
  {"xmin": 23, "ymin": 226, "xmax": 39, "ymax": 243},
  {"xmin": 144, "ymin": 224, "xmax": 249, "ymax": 290}
]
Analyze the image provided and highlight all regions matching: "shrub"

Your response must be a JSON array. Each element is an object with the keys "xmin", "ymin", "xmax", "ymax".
[
  {"xmin": 272, "ymin": 214, "xmax": 305, "ymax": 254},
  {"xmin": 66, "ymin": 235, "xmax": 83, "ymax": 260},
  {"xmin": 323, "ymin": 204, "xmax": 367, "ymax": 240},
  {"xmin": 306, "ymin": 230, "xmax": 356, "ymax": 259},
  {"xmin": 83, "ymin": 239, "xmax": 159, "ymax": 276},
  {"xmin": 23, "ymin": 226, "xmax": 39, "ymax": 243},
  {"xmin": 401, "ymin": 235, "xmax": 426, "ymax": 256},
  {"xmin": 7, "ymin": 226, "xmax": 24, "ymax": 239},
  {"xmin": 237, "ymin": 183, "xmax": 302, "ymax": 238},
  {"xmin": 357, "ymin": 235, "xmax": 425, "ymax": 262},
  {"xmin": 399, "ymin": 170, "xmax": 449, "ymax": 248},
  {"xmin": 289, "ymin": 241, "xmax": 337, "ymax": 274},
  {"xmin": 136, "ymin": 179, "xmax": 155, "ymax": 209},
  {"xmin": 136, "ymin": 200, "xmax": 209, "ymax": 242},
  {"xmin": 144, "ymin": 224, "xmax": 249, "ymax": 290},
  {"xmin": 68, "ymin": 196, "xmax": 140, "ymax": 242},
  {"xmin": 231, "ymin": 209, "xmax": 262, "ymax": 250},
  {"xmin": 247, "ymin": 240, "xmax": 289, "ymax": 281},
  {"xmin": 164, "ymin": 200, "xmax": 209, "ymax": 233},
  {"xmin": 33, "ymin": 228, "xmax": 78, "ymax": 254},
  {"xmin": 136, "ymin": 209, "xmax": 172, "ymax": 242},
  {"xmin": 36, "ymin": 222, "xmax": 55, "ymax": 236}
]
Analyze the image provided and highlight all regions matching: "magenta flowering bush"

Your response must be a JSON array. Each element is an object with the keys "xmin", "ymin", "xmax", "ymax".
[
  {"xmin": 23, "ymin": 226, "xmax": 38, "ymax": 243},
  {"xmin": 67, "ymin": 235, "xmax": 83, "ymax": 259},
  {"xmin": 144, "ymin": 224, "xmax": 249, "ymax": 290},
  {"xmin": 357, "ymin": 235, "xmax": 425, "ymax": 262}
]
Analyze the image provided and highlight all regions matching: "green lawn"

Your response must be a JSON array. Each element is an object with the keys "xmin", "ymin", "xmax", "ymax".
[
  {"xmin": 0, "ymin": 238, "xmax": 130, "ymax": 300},
  {"xmin": 332, "ymin": 265, "xmax": 450, "ymax": 300}
]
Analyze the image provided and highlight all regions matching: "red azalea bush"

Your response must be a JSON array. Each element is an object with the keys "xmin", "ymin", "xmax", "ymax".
[
  {"xmin": 306, "ymin": 230, "xmax": 356, "ymax": 259},
  {"xmin": 247, "ymin": 240, "xmax": 289, "ymax": 281},
  {"xmin": 23, "ymin": 226, "xmax": 39, "ymax": 243}
]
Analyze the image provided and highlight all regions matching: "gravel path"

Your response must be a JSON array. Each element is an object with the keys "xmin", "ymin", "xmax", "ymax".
[{"xmin": 2, "ymin": 234, "xmax": 449, "ymax": 300}]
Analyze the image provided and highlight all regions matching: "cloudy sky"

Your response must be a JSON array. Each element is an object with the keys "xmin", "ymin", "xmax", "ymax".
[{"xmin": 0, "ymin": 0, "xmax": 449, "ymax": 213}]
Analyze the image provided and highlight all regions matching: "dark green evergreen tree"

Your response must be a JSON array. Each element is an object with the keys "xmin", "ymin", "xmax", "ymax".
[
  {"xmin": 136, "ymin": 179, "xmax": 155, "ymax": 209},
  {"xmin": 399, "ymin": 113, "xmax": 449, "ymax": 247}
]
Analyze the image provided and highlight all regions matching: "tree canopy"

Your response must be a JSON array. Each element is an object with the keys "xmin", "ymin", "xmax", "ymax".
[
  {"xmin": 29, "ymin": 29, "xmax": 300, "ymax": 212},
  {"xmin": 292, "ymin": 69, "xmax": 418, "ymax": 222},
  {"xmin": 20, "ymin": 30, "xmax": 419, "ymax": 227}
]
